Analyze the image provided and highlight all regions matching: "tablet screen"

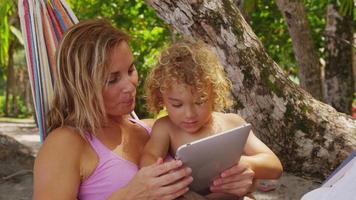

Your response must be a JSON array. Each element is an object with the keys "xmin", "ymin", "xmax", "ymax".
[{"xmin": 175, "ymin": 124, "xmax": 251, "ymax": 194}]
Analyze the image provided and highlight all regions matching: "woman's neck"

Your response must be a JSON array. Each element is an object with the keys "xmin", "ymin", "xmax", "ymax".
[{"xmin": 107, "ymin": 114, "xmax": 128, "ymax": 125}]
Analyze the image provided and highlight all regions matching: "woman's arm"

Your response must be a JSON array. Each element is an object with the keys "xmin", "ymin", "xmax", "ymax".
[
  {"xmin": 109, "ymin": 158, "xmax": 193, "ymax": 200},
  {"xmin": 33, "ymin": 128, "xmax": 83, "ymax": 200}
]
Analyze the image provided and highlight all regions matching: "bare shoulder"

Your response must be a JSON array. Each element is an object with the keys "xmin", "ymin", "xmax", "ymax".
[
  {"xmin": 150, "ymin": 116, "xmax": 174, "ymax": 134},
  {"xmin": 36, "ymin": 127, "xmax": 86, "ymax": 162},
  {"xmin": 217, "ymin": 112, "xmax": 247, "ymax": 127},
  {"xmin": 34, "ymin": 127, "xmax": 86, "ymax": 199},
  {"xmin": 152, "ymin": 116, "xmax": 172, "ymax": 128},
  {"xmin": 42, "ymin": 127, "xmax": 85, "ymax": 148}
]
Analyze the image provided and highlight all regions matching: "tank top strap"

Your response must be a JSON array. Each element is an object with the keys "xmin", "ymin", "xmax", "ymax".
[
  {"xmin": 129, "ymin": 118, "xmax": 152, "ymax": 135},
  {"xmin": 84, "ymin": 132, "xmax": 111, "ymax": 157}
]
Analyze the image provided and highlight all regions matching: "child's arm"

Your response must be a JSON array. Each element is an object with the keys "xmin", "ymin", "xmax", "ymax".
[
  {"xmin": 241, "ymin": 130, "xmax": 283, "ymax": 179},
  {"xmin": 210, "ymin": 113, "xmax": 282, "ymax": 197},
  {"xmin": 139, "ymin": 118, "xmax": 171, "ymax": 168},
  {"xmin": 227, "ymin": 113, "xmax": 282, "ymax": 178}
]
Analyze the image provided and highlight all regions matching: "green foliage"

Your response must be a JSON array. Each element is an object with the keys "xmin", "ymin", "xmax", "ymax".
[
  {"xmin": 15, "ymin": 96, "xmax": 33, "ymax": 118},
  {"xmin": 10, "ymin": 25, "xmax": 24, "ymax": 46},
  {"xmin": 337, "ymin": 0, "xmax": 355, "ymax": 17},
  {"xmin": 304, "ymin": 1, "xmax": 327, "ymax": 56},
  {"xmin": 0, "ymin": 96, "xmax": 4, "ymax": 116},
  {"xmin": 0, "ymin": 0, "xmax": 14, "ymax": 66},
  {"xmin": 250, "ymin": 1, "xmax": 298, "ymax": 78},
  {"xmin": 240, "ymin": 0, "xmax": 257, "ymax": 14},
  {"xmin": 249, "ymin": 0, "xmax": 328, "ymax": 80},
  {"xmin": 0, "ymin": 95, "xmax": 32, "ymax": 118},
  {"xmin": 67, "ymin": 0, "xmax": 171, "ymax": 117},
  {"xmin": 1, "ymin": 0, "xmax": 350, "ymax": 119}
]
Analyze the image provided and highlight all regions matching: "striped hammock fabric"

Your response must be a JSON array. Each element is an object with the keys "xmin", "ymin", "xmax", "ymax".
[
  {"xmin": 18, "ymin": 0, "xmax": 138, "ymax": 142},
  {"xmin": 18, "ymin": 0, "xmax": 78, "ymax": 142}
]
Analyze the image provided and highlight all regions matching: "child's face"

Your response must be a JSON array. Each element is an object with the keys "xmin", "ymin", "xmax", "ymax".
[{"xmin": 162, "ymin": 83, "xmax": 214, "ymax": 133}]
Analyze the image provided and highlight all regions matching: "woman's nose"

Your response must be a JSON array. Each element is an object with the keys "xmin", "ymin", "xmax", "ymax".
[{"xmin": 122, "ymin": 76, "xmax": 137, "ymax": 93}]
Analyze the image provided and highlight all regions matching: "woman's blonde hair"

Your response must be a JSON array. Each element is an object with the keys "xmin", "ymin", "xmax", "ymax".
[
  {"xmin": 145, "ymin": 39, "xmax": 232, "ymax": 114},
  {"xmin": 47, "ymin": 19, "xmax": 129, "ymax": 135}
]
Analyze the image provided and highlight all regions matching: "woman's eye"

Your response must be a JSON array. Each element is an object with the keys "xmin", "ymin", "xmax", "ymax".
[
  {"xmin": 107, "ymin": 78, "xmax": 116, "ymax": 84},
  {"xmin": 107, "ymin": 76, "xmax": 120, "ymax": 85}
]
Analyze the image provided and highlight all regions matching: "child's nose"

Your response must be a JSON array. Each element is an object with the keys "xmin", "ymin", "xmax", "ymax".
[{"xmin": 185, "ymin": 106, "xmax": 197, "ymax": 119}]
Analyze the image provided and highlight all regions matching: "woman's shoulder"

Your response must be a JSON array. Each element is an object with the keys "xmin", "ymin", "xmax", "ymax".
[
  {"xmin": 46, "ymin": 126, "xmax": 86, "ymax": 144},
  {"xmin": 34, "ymin": 127, "xmax": 88, "ymax": 198},
  {"xmin": 38, "ymin": 127, "xmax": 87, "ymax": 158}
]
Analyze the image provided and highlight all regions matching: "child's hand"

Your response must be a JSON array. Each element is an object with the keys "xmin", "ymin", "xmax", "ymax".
[{"xmin": 209, "ymin": 156, "xmax": 255, "ymax": 197}]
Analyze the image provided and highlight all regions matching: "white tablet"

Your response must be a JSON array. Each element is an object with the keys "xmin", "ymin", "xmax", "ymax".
[{"xmin": 175, "ymin": 123, "xmax": 252, "ymax": 195}]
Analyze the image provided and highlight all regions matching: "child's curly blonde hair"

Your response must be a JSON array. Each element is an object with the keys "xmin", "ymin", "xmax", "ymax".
[{"xmin": 145, "ymin": 39, "xmax": 232, "ymax": 114}]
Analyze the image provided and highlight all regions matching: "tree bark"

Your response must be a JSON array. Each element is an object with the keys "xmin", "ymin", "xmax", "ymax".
[
  {"xmin": 145, "ymin": 0, "xmax": 356, "ymax": 179},
  {"xmin": 234, "ymin": 0, "xmax": 251, "ymax": 23},
  {"xmin": 353, "ymin": 33, "xmax": 356, "ymax": 92},
  {"xmin": 324, "ymin": 4, "xmax": 354, "ymax": 114},
  {"xmin": 275, "ymin": 0, "xmax": 324, "ymax": 101}
]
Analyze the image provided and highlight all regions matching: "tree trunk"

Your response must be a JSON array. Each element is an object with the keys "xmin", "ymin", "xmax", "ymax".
[
  {"xmin": 24, "ymin": 70, "xmax": 33, "ymax": 111},
  {"xmin": 353, "ymin": 33, "xmax": 356, "ymax": 92},
  {"xmin": 12, "ymin": 92, "xmax": 18, "ymax": 116},
  {"xmin": 5, "ymin": 40, "xmax": 15, "ymax": 117},
  {"xmin": 275, "ymin": 0, "xmax": 324, "ymax": 101},
  {"xmin": 324, "ymin": 4, "xmax": 354, "ymax": 115},
  {"xmin": 234, "ymin": 0, "xmax": 251, "ymax": 23},
  {"xmin": 145, "ymin": 0, "xmax": 356, "ymax": 179}
]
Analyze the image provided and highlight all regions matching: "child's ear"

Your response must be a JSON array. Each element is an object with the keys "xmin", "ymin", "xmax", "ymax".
[
  {"xmin": 158, "ymin": 94, "xmax": 164, "ymax": 104},
  {"xmin": 157, "ymin": 97, "xmax": 165, "ymax": 110}
]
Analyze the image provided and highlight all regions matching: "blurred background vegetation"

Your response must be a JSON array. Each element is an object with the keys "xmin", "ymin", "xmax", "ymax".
[{"xmin": 0, "ymin": 0, "xmax": 355, "ymax": 121}]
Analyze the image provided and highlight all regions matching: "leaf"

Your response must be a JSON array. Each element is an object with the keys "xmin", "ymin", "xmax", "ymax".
[
  {"xmin": 0, "ymin": 0, "xmax": 13, "ymax": 66},
  {"xmin": 338, "ymin": 0, "xmax": 353, "ymax": 16},
  {"xmin": 242, "ymin": 0, "xmax": 257, "ymax": 13},
  {"xmin": 10, "ymin": 26, "xmax": 24, "ymax": 46}
]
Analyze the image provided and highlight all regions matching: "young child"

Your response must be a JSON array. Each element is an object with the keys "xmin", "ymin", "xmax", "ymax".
[{"xmin": 140, "ymin": 40, "xmax": 282, "ymax": 198}]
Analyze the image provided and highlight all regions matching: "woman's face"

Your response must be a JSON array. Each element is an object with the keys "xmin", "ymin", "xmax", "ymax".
[{"xmin": 102, "ymin": 41, "xmax": 138, "ymax": 117}]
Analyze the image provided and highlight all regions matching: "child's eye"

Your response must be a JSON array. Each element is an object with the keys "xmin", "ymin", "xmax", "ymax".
[
  {"xmin": 128, "ymin": 65, "xmax": 136, "ymax": 75},
  {"xmin": 195, "ymin": 100, "xmax": 207, "ymax": 105},
  {"xmin": 172, "ymin": 104, "xmax": 182, "ymax": 108}
]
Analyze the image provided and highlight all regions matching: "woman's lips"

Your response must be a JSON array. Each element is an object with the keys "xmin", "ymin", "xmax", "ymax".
[{"xmin": 121, "ymin": 98, "xmax": 134, "ymax": 105}]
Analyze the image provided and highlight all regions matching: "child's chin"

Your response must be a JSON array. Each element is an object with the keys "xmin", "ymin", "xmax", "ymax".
[{"xmin": 181, "ymin": 126, "xmax": 202, "ymax": 134}]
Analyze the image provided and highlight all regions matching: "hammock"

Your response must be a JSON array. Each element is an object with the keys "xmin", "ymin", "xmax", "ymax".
[{"xmin": 18, "ymin": 0, "xmax": 138, "ymax": 142}]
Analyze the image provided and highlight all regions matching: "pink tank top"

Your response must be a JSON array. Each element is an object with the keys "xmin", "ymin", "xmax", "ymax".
[{"xmin": 78, "ymin": 119, "xmax": 151, "ymax": 200}]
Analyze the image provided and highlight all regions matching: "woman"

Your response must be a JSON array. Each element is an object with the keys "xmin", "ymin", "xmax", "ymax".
[{"xmin": 33, "ymin": 19, "xmax": 193, "ymax": 200}]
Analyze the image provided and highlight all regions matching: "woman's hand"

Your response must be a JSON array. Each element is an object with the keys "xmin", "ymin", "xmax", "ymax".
[
  {"xmin": 209, "ymin": 156, "xmax": 255, "ymax": 197},
  {"xmin": 124, "ymin": 158, "xmax": 193, "ymax": 200}
]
